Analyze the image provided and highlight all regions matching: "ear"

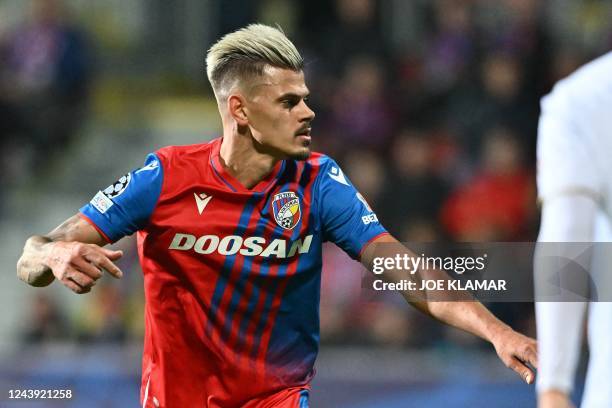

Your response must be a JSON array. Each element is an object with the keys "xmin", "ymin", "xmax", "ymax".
[{"xmin": 228, "ymin": 94, "xmax": 248, "ymax": 126}]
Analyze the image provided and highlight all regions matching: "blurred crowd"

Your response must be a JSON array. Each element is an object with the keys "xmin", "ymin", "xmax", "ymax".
[
  {"xmin": 0, "ymin": 0, "xmax": 91, "ymax": 203},
  {"xmin": 5, "ymin": 0, "xmax": 612, "ymax": 349}
]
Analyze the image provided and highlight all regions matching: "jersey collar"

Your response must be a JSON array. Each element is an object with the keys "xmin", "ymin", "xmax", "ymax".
[{"xmin": 210, "ymin": 138, "xmax": 285, "ymax": 193}]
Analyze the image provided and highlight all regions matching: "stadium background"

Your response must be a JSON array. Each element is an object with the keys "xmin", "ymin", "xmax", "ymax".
[{"xmin": 0, "ymin": 0, "xmax": 610, "ymax": 406}]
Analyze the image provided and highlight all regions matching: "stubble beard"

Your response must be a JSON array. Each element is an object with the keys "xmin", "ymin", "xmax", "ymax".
[{"xmin": 289, "ymin": 144, "xmax": 311, "ymax": 161}]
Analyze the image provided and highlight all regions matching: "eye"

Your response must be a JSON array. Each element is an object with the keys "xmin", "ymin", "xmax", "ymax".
[{"xmin": 282, "ymin": 98, "xmax": 299, "ymax": 109}]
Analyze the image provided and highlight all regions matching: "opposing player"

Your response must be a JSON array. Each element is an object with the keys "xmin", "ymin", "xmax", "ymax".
[
  {"xmin": 536, "ymin": 51, "xmax": 612, "ymax": 408},
  {"xmin": 17, "ymin": 24, "xmax": 537, "ymax": 407}
]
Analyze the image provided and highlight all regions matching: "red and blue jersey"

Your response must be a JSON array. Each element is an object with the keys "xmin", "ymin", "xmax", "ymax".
[{"xmin": 79, "ymin": 138, "xmax": 387, "ymax": 407}]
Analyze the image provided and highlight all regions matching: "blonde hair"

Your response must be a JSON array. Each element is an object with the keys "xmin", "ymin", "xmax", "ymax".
[{"xmin": 206, "ymin": 24, "xmax": 304, "ymax": 101}]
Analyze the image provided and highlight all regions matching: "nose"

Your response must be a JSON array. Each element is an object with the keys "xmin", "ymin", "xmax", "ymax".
[{"xmin": 300, "ymin": 99, "xmax": 315, "ymax": 122}]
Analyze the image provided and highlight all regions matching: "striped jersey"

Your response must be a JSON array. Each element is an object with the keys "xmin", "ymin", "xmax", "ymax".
[{"xmin": 79, "ymin": 138, "xmax": 388, "ymax": 407}]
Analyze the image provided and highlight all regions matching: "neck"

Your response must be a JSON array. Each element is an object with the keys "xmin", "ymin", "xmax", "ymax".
[{"xmin": 219, "ymin": 129, "xmax": 279, "ymax": 190}]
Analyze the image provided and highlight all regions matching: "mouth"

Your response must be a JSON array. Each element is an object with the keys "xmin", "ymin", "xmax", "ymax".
[
  {"xmin": 295, "ymin": 130, "xmax": 311, "ymax": 147},
  {"xmin": 295, "ymin": 127, "xmax": 311, "ymax": 138}
]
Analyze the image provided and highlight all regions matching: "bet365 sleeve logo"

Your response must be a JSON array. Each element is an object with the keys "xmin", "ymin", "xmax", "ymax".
[{"xmin": 356, "ymin": 192, "xmax": 378, "ymax": 225}]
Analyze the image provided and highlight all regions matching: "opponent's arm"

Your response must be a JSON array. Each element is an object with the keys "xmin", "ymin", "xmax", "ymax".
[
  {"xmin": 535, "ymin": 194, "xmax": 596, "ymax": 408},
  {"xmin": 17, "ymin": 214, "xmax": 123, "ymax": 293},
  {"xmin": 361, "ymin": 234, "xmax": 537, "ymax": 384}
]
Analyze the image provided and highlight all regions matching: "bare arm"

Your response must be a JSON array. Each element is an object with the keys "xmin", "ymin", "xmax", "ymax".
[
  {"xmin": 17, "ymin": 214, "xmax": 123, "ymax": 293},
  {"xmin": 361, "ymin": 234, "xmax": 537, "ymax": 384}
]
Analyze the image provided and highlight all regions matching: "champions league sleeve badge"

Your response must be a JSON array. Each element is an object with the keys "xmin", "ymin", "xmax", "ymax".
[
  {"xmin": 271, "ymin": 191, "xmax": 301, "ymax": 230},
  {"xmin": 102, "ymin": 173, "xmax": 131, "ymax": 199}
]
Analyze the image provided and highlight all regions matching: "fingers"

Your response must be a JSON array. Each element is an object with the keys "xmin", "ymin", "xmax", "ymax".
[
  {"xmin": 497, "ymin": 332, "xmax": 538, "ymax": 384},
  {"xmin": 51, "ymin": 242, "xmax": 125, "ymax": 294},
  {"xmin": 83, "ymin": 247, "xmax": 124, "ymax": 279},
  {"xmin": 88, "ymin": 253, "xmax": 123, "ymax": 279},
  {"xmin": 72, "ymin": 257, "xmax": 103, "ymax": 280},
  {"xmin": 68, "ymin": 278, "xmax": 92, "ymax": 294},
  {"xmin": 100, "ymin": 247, "xmax": 123, "ymax": 261},
  {"xmin": 63, "ymin": 278, "xmax": 84, "ymax": 293},
  {"xmin": 62, "ymin": 272, "xmax": 93, "ymax": 294},
  {"xmin": 69, "ymin": 269, "xmax": 95, "ymax": 288},
  {"xmin": 512, "ymin": 336, "xmax": 538, "ymax": 371},
  {"xmin": 49, "ymin": 242, "xmax": 124, "ymax": 294},
  {"xmin": 52, "ymin": 259, "xmax": 96, "ymax": 293},
  {"xmin": 507, "ymin": 356, "xmax": 535, "ymax": 384},
  {"xmin": 521, "ymin": 340, "xmax": 538, "ymax": 369}
]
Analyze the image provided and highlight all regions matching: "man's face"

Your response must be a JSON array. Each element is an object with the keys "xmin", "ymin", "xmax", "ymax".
[{"xmin": 242, "ymin": 66, "xmax": 315, "ymax": 160}]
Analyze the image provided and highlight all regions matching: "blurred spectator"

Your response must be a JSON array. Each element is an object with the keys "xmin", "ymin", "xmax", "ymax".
[
  {"xmin": 320, "ymin": 243, "xmax": 363, "ymax": 343},
  {"xmin": 547, "ymin": 47, "xmax": 585, "ymax": 85},
  {"xmin": 399, "ymin": 218, "xmax": 441, "ymax": 243},
  {"xmin": 355, "ymin": 301, "xmax": 413, "ymax": 346},
  {"xmin": 327, "ymin": 56, "xmax": 395, "ymax": 152},
  {"xmin": 320, "ymin": 243, "xmax": 420, "ymax": 347},
  {"xmin": 441, "ymin": 127, "xmax": 535, "ymax": 241},
  {"xmin": 342, "ymin": 148, "xmax": 387, "ymax": 209},
  {"xmin": 0, "ymin": 98, "xmax": 30, "ymax": 213},
  {"xmin": 422, "ymin": 0, "xmax": 475, "ymax": 97},
  {"xmin": 321, "ymin": 0, "xmax": 388, "ymax": 70},
  {"xmin": 113, "ymin": 236, "xmax": 146, "ymax": 340},
  {"xmin": 217, "ymin": 0, "xmax": 259, "ymax": 36},
  {"xmin": 545, "ymin": 0, "xmax": 612, "ymax": 56},
  {"xmin": 475, "ymin": 0, "xmax": 552, "ymax": 96},
  {"xmin": 379, "ymin": 129, "xmax": 448, "ymax": 236},
  {"xmin": 74, "ymin": 283, "xmax": 127, "ymax": 344},
  {"xmin": 0, "ymin": 0, "xmax": 91, "ymax": 172},
  {"xmin": 21, "ymin": 293, "xmax": 68, "ymax": 343},
  {"xmin": 446, "ymin": 51, "xmax": 537, "ymax": 160}
]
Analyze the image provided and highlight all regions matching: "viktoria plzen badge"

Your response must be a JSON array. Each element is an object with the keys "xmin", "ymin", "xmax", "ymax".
[{"xmin": 271, "ymin": 191, "xmax": 301, "ymax": 230}]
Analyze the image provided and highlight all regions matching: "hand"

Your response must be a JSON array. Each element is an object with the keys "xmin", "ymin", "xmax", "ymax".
[
  {"xmin": 491, "ymin": 327, "xmax": 538, "ymax": 384},
  {"xmin": 538, "ymin": 390, "xmax": 575, "ymax": 408},
  {"xmin": 45, "ymin": 241, "xmax": 123, "ymax": 294}
]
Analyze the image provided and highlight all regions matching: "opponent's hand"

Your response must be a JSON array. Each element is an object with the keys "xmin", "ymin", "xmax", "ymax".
[
  {"xmin": 491, "ymin": 327, "xmax": 538, "ymax": 384},
  {"xmin": 45, "ymin": 241, "xmax": 123, "ymax": 294},
  {"xmin": 538, "ymin": 390, "xmax": 575, "ymax": 408}
]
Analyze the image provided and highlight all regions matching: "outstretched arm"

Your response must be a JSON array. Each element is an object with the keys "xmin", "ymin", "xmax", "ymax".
[
  {"xmin": 361, "ymin": 234, "xmax": 538, "ymax": 384},
  {"xmin": 535, "ymin": 194, "xmax": 597, "ymax": 408},
  {"xmin": 17, "ymin": 214, "xmax": 123, "ymax": 293}
]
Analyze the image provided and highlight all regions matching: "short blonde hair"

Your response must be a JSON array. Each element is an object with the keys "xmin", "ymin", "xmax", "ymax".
[{"xmin": 206, "ymin": 24, "xmax": 304, "ymax": 101}]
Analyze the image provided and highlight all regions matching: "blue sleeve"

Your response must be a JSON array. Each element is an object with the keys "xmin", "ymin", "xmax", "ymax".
[
  {"xmin": 79, "ymin": 153, "xmax": 163, "ymax": 242},
  {"xmin": 317, "ymin": 157, "xmax": 388, "ymax": 259}
]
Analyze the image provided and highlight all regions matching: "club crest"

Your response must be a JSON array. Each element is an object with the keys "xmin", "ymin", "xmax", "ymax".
[{"xmin": 271, "ymin": 191, "xmax": 301, "ymax": 230}]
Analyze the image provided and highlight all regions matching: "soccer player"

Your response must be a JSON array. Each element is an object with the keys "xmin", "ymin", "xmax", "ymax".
[
  {"xmin": 536, "ymin": 51, "xmax": 612, "ymax": 408},
  {"xmin": 17, "ymin": 24, "xmax": 537, "ymax": 407}
]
